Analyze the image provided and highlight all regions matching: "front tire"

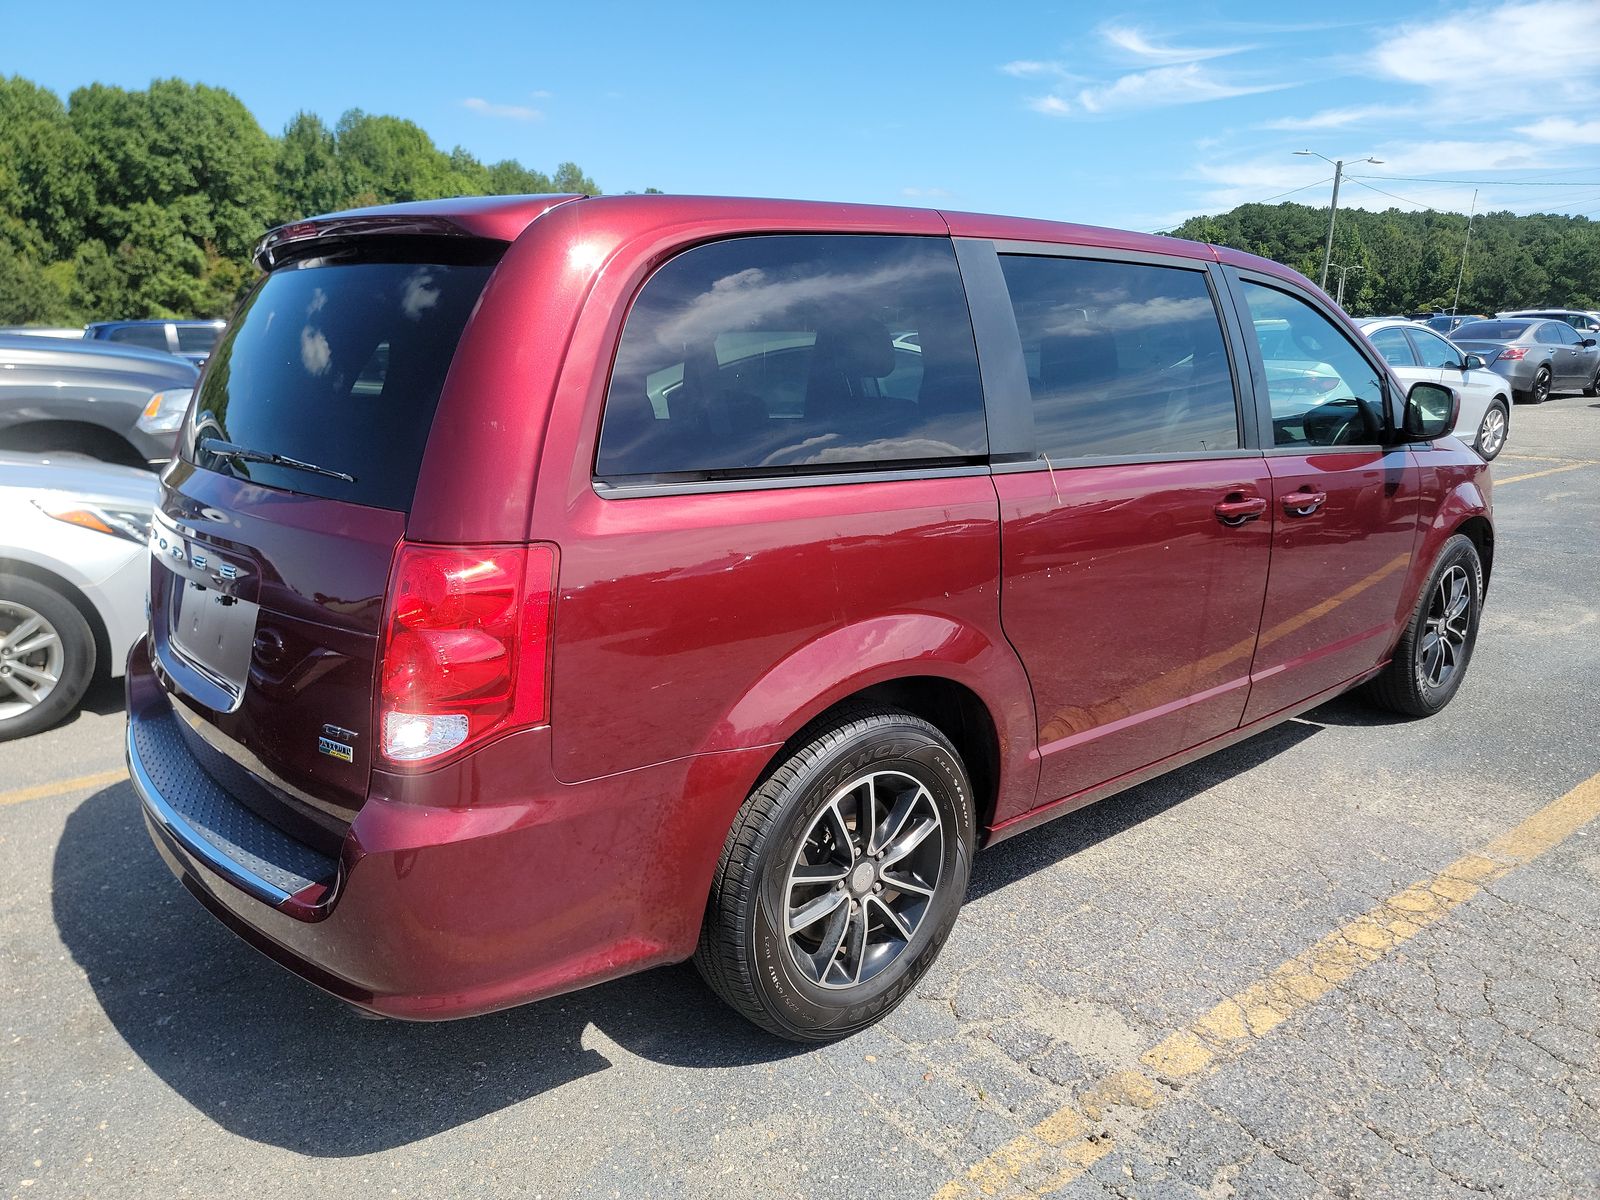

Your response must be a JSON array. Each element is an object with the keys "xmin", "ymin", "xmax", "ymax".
[
  {"xmin": 1584, "ymin": 366, "xmax": 1599, "ymax": 398},
  {"xmin": 1362, "ymin": 535, "xmax": 1482, "ymax": 718},
  {"xmin": 695, "ymin": 707, "xmax": 975, "ymax": 1041},
  {"xmin": 1474, "ymin": 399, "xmax": 1509, "ymax": 460},
  {"xmin": 0, "ymin": 575, "xmax": 96, "ymax": 741}
]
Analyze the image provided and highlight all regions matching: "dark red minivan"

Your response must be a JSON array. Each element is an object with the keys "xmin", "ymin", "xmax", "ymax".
[{"xmin": 127, "ymin": 194, "xmax": 1492, "ymax": 1040}]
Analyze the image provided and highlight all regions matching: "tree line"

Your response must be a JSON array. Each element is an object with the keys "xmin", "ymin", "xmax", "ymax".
[
  {"xmin": 0, "ymin": 75, "xmax": 604, "ymax": 325},
  {"xmin": 1168, "ymin": 200, "xmax": 1600, "ymax": 316}
]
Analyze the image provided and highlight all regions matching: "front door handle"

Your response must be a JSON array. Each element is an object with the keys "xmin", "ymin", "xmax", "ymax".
[
  {"xmin": 1214, "ymin": 494, "xmax": 1268, "ymax": 526},
  {"xmin": 1283, "ymin": 489, "xmax": 1328, "ymax": 517}
]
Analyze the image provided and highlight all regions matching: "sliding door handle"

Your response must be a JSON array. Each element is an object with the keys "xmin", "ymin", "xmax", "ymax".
[{"xmin": 1283, "ymin": 489, "xmax": 1328, "ymax": 517}]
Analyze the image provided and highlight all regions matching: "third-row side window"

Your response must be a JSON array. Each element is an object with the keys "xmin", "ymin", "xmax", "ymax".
[
  {"xmin": 596, "ymin": 235, "xmax": 987, "ymax": 480},
  {"xmin": 997, "ymin": 254, "xmax": 1240, "ymax": 459}
]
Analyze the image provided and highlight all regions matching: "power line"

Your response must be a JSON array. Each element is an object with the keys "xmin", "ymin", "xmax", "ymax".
[
  {"xmin": 1146, "ymin": 176, "xmax": 1334, "ymax": 234},
  {"xmin": 1346, "ymin": 178, "xmax": 1440, "ymax": 209},
  {"xmin": 1348, "ymin": 173, "xmax": 1600, "ymax": 187}
]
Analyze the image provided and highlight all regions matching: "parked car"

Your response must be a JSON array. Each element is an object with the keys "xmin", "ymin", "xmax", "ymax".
[
  {"xmin": 1497, "ymin": 308, "xmax": 1600, "ymax": 337},
  {"xmin": 127, "ymin": 194, "xmax": 1491, "ymax": 1040},
  {"xmin": 83, "ymin": 319, "xmax": 226, "ymax": 366},
  {"xmin": 0, "ymin": 326, "xmax": 85, "ymax": 340},
  {"xmin": 1359, "ymin": 318, "xmax": 1512, "ymax": 459},
  {"xmin": 1451, "ymin": 318, "xmax": 1600, "ymax": 403},
  {"xmin": 1423, "ymin": 314, "xmax": 1485, "ymax": 337},
  {"xmin": 0, "ymin": 335, "xmax": 198, "ymax": 467},
  {"xmin": 0, "ymin": 453, "xmax": 155, "ymax": 740}
]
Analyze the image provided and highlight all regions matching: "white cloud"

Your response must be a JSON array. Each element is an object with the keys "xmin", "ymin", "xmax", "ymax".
[
  {"xmin": 1100, "ymin": 24, "xmax": 1253, "ymax": 63},
  {"xmin": 1372, "ymin": 0, "xmax": 1598, "ymax": 88},
  {"xmin": 1517, "ymin": 117, "xmax": 1600, "ymax": 145},
  {"xmin": 1029, "ymin": 94, "xmax": 1072, "ymax": 117},
  {"xmin": 1001, "ymin": 60, "xmax": 1058, "ymax": 77},
  {"xmin": 1078, "ymin": 64, "xmax": 1289, "ymax": 114},
  {"xmin": 1263, "ymin": 104, "xmax": 1402, "ymax": 132},
  {"xmin": 461, "ymin": 97, "xmax": 543, "ymax": 121}
]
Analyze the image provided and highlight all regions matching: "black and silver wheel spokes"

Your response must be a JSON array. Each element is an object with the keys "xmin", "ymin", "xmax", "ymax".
[
  {"xmin": 0, "ymin": 601, "xmax": 64, "ymax": 721},
  {"xmin": 784, "ymin": 770, "xmax": 944, "ymax": 990},
  {"xmin": 1419, "ymin": 565, "xmax": 1471, "ymax": 688}
]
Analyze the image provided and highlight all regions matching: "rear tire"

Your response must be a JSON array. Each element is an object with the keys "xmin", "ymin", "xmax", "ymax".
[
  {"xmin": 1521, "ymin": 366, "xmax": 1552, "ymax": 405},
  {"xmin": 0, "ymin": 574, "xmax": 96, "ymax": 741},
  {"xmin": 1362, "ymin": 535, "xmax": 1482, "ymax": 718},
  {"xmin": 694, "ymin": 706, "xmax": 974, "ymax": 1041},
  {"xmin": 1474, "ymin": 399, "xmax": 1508, "ymax": 461},
  {"xmin": 1584, "ymin": 366, "xmax": 1599, "ymax": 398}
]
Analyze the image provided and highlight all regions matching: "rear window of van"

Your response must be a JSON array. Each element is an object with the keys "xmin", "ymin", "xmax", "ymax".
[
  {"xmin": 185, "ymin": 253, "xmax": 496, "ymax": 511},
  {"xmin": 595, "ymin": 235, "xmax": 987, "ymax": 483}
]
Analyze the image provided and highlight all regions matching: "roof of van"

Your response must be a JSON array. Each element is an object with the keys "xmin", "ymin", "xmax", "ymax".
[{"xmin": 256, "ymin": 192, "xmax": 1308, "ymax": 291}]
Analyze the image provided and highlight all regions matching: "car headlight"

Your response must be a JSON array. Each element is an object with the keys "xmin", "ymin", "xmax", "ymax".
[
  {"xmin": 137, "ymin": 388, "xmax": 194, "ymax": 434},
  {"xmin": 31, "ymin": 498, "xmax": 152, "ymax": 546}
]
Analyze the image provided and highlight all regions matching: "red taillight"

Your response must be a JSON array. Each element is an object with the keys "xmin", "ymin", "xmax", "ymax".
[
  {"xmin": 377, "ymin": 541, "xmax": 556, "ymax": 766},
  {"xmin": 1497, "ymin": 347, "xmax": 1526, "ymax": 360}
]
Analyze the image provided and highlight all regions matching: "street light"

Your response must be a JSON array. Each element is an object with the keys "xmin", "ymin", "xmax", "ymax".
[
  {"xmin": 1330, "ymin": 262, "xmax": 1364, "ymax": 307},
  {"xmin": 1294, "ymin": 150, "xmax": 1383, "ymax": 292}
]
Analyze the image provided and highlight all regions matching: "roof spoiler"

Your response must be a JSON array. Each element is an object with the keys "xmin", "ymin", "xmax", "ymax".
[{"xmin": 253, "ymin": 214, "xmax": 483, "ymax": 270}]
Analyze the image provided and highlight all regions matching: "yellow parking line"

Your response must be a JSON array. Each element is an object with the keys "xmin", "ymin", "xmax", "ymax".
[
  {"xmin": 1498, "ymin": 453, "xmax": 1600, "ymax": 465},
  {"xmin": 933, "ymin": 770, "xmax": 1600, "ymax": 1199},
  {"xmin": 0, "ymin": 767, "xmax": 127, "ymax": 808},
  {"xmin": 1495, "ymin": 462, "xmax": 1595, "ymax": 486}
]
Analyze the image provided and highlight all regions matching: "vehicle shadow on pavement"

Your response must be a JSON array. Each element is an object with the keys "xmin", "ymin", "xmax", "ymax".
[
  {"xmin": 968, "ymin": 713, "xmax": 1324, "ymax": 903},
  {"xmin": 52, "ymin": 701, "xmax": 1339, "ymax": 1155},
  {"xmin": 51, "ymin": 786, "xmax": 805, "ymax": 1157}
]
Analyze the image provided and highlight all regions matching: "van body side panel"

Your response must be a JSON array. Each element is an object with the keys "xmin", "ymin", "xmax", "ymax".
[{"xmin": 545, "ymin": 475, "xmax": 1010, "ymax": 784}]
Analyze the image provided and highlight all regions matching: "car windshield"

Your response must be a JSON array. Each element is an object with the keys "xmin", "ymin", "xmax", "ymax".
[{"xmin": 1453, "ymin": 321, "xmax": 1530, "ymax": 341}]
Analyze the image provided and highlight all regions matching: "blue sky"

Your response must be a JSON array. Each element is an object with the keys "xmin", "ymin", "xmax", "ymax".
[{"xmin": 7, "ymin": 1, "xmax": 1600, "ymax": 231}]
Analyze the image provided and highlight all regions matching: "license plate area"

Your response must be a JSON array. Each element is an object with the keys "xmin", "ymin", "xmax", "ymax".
[{"xmin": 168, "ymin": 575, "xmax": 259, "ymax": 711}]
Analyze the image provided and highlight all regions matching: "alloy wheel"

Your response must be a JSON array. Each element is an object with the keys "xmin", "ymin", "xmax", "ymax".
[
  {"xmin": 0, "ymin": 601, "xmax": 65, "ymax": 721},
  {"xmin": 1477, "ymin": 406, "xmax": 1507, "ymax": 459},
  {"xmin": 1418, "ymin": 565, "xmax": 1471, "ymax": 689},
  {"xmin": 783, "ymin": 770, "xmax": 945, "ymax": 990},
  {"xmin": 1533, "ymin": 369, "xmax": 1550, "ymax": 404}
]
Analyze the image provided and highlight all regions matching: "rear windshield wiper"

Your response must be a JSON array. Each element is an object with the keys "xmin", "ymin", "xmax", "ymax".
[{"xmin": 198, "ymin": 437, "xmax": 356, "ymax": 484}]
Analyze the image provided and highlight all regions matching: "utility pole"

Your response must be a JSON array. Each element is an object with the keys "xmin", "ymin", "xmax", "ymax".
[
  {"xmin": 1294, "ymin": 150, "xmax": 1383, "ymax": 292},
  {"xmin": 1452, "ymin": 189, "xmax": 1478, "ymax": 318},
  {"xmin": 1332, "ymin": 262, "xmax": 1365, "ymax": 307}
]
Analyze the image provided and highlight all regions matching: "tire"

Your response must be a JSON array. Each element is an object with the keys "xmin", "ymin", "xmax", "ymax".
[
  {"xmin": 1474, "ymin": 399, "xmax": 1509, "ymax": 461},
  {"xmin": 1525, "ymin": 366, "xmax": 1552, "ymax": 405},
  {"xmin": 0, "ymin": 574, "xmax": 96, "ymax": 741},
  {"xmin": 694, "ymin": 706, "xmax": 975, "ymax": 1041},
  {"xmin": 1362, "ymin": 535, "xmax": 1482, "ymax": 718},
  {"xmin": 1584, "ymin": 366, "xmax": 1599, "ymax": 398}
]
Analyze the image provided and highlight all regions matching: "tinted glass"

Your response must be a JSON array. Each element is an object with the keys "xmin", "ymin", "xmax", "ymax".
[
  {"xmin": 1241, "ymin": 282, "xmax": 1385, "ymax": 447},
  {"xmin": 1455, "ymin": 321, "xmax": 1530, "ymax": 341},
  {"xmin": 186, "ymin": 257, "xmax": 495, "ymax": 510},
  {"xmin": 175, "ymin": 324, "xmax": 220, "ymax": 353},
  {"xmin": 597, "ymin": 236, "xmax": 985, "ymax": 480},
  {"xmin": 108, "ymin": 324, "xmax": 170, "ymax": 350},
  {"xmin": 1368, "ymin": 327, "xmax": 1417, "ymax": 366},
  {"xmin": 1535, "ymin": 323, "xmax": 1565, "ymax": 345},
  {"xmin": 1412, "ymin": 330, "xmax": 1460, "ymax": 369},
  {"xmin": 1551, "ymin": 322, "xmax": 1581, "ymax": 345},
  {"xmin": 998, "ymin": 255, "xmax": 1238, "ymax": 458}
]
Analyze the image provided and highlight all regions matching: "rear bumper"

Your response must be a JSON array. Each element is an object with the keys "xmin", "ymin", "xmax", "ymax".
[{"xmin": 126, "ymin": 636, "xmax": 774, "ymax": 1019}]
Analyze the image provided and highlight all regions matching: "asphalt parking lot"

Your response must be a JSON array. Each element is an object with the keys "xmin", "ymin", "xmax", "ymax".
[{"xmin": 4, "ymin": 392, "xmax": 1599, "ymax": 1200}]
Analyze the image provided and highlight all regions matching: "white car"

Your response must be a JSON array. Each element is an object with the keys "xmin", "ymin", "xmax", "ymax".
[
  {"xmin": 0, "ymin": 453, "xmax": 155, "ymax": 739},
  {"xmin": 1357, "ymin": 318, "xmax": 1512, "ymax": 461}
]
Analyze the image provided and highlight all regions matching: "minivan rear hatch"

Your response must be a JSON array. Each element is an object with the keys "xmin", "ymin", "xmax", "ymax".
[{"xmin": 148, "ymin": 240, "xmax": 501, "ymax": 843}]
